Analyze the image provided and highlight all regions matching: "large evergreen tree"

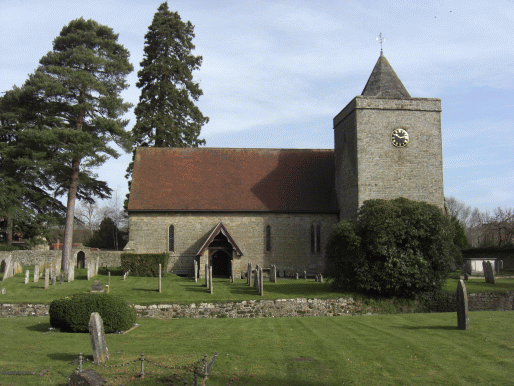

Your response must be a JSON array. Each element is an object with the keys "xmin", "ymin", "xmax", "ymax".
[
  {"xmin": 21, "ymin": 18, "xmax": 133, "ymax": 272},
  {"xmin": 131, "ymin": 1, "xmax": 208, "ymax": 148}
]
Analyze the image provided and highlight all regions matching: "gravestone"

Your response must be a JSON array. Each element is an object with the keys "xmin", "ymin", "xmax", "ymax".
[
  {"xmin": 230, "ymin": 260, "xmax": 234, "ymax": 283},
  {"xmin": 259, "ymin": 267, "xmax": 264, "ymax": 296},
  {"xmin": 205, "ymin": 265, "xmax": 209, "ymax": 289},
  {"xmin": 254, "ymin": 265, "xmax": 259, "ymax": 289},
  {"xmin": 13, "ymin": 261, "xmax": 23, "ymax": 274},
  {"xmin": 483, "ymin": 261, "xmax": 495, "ymax": 284},
  {"xmin": 68, "ymin": 264, "xmax": 74, "ymax": 282},
  {"xmin": 247, "ymin": 263, "xmax": 252, "ymax": 286},
  {"xmin": 89, "ymin": 312, "xmax": 109, "ymax": 365},
  {"xmin": 90, "ymin": 280, "xmax": 104, "ymax": 293},
  {"xmin": 33, "ymin": 265, "xmax": 39, "ymax": 283},
  {"xmin": 295, "ymin": 273, "xmax": 299, "ymax": 280},
  {"xmin": 60, "ymin": 273, "xmax": 64, "ymax": 284},
  {"xmin": 87, "ymin": 265, "xmax": 91, "ymax": 281},
  {"xmin": 68, "ymin": 369, "xmax": 106, "ymax": 386},
  {"xmin": 209, "ymin": 266, "xmax": 213, "ymax": 294},
  {"xmin": 44, "ymin": 268, "xmax": 49, "ymax": 289},
  {"xmin": 1, "ymin": 288, "xmax": 5, "ymax": 294},
  {"xmin": 303, "ymin": 270, "xmax": 307, "ymax": 280},
  {"xmin": 24, "ymin": 270, "xmax": 30, "ymax": 284},
  {"xmin": 456, "ymin": 279, "xmax": 469, "ymax": 330},
  {"xmin": 158, "ymin": 264, "xmax": 162, "ymax": 293},
  {"xmin": 194, "ymin": 260, "xmax": 198, "ymax": 283},
  {"xmin": 107, "ymin": 271, "xmax": 110, "ymax": 286},
  {"xmin": 1, "ymin": 255, "xmax": 13, "ymax": 281},
  {"xmin": 51, "ymin": 274, "xmax": 56, "ymax": 286},
  {"xmin": 319, "ymin": 274, "xmax": 324, "ymax": 283}
]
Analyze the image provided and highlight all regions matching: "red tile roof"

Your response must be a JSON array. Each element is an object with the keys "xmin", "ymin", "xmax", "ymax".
[{"xmin": 128, "ymin": 147, "xmax": 338, "ymax": 213}]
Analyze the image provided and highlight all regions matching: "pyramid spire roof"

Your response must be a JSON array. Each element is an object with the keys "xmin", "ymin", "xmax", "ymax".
[{"xmin": 361, "ymin": 53, "xmax": 411, "ymax": 98}]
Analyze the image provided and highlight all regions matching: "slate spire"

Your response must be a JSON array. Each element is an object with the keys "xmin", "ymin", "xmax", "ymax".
[{"xmin": 361, "ymin": 53, "xmax": 411, "ymax": 98}]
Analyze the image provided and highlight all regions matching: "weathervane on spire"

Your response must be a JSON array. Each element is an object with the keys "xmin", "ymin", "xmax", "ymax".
[{"xmin": 377, "ymin": 32, "xmax": 385, "ymax": 54}]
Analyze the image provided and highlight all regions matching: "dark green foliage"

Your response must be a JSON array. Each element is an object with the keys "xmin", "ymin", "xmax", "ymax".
[
  {"xmin": 121, "ymin": 253, "xmax": 169, "ymax": 277},
  {"xmin": 86, "ymin": 217, "xmax": 126, "ymax": 250},
  {"xmin": 417, "ymin": 291, "xmax": 457, "ymax": 313},
  {"xmin": 325, "ymin": 198, "xmax": 461, "ymax": 298},
  {"xmin": 49, "ymin": 293, "xmax": 136, "ymax": 333},
  {"xmin": 451, "ymin": 216, "xmax": 470, "ymax": 250}
]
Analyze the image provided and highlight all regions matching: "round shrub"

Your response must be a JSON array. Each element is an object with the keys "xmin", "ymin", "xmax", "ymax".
[
  {"xmin": 49, "ymin": 293, "xmax": 136, "ymax": 333},
  {"xmin": 325, "ymin": 198, "xmax": 461, "ymax": 298}
]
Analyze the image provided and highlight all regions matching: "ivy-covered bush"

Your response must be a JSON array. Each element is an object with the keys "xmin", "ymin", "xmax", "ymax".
[
  {"xmin": 49, "ymin": 293, "xmax": 136, "ymax": 333},
  {"xmin": 325, "ymin": 198, "xmax": 461, "ymax": 298},
  {"xmin": 120, "ymin": 253, "xmax": 168, "ymax": 277}
]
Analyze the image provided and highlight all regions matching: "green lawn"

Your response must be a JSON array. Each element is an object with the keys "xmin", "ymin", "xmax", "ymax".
[
  {"xmin": 0, "ymin": 312, "xmax": 513, "ymax": 385},
  {"xmin": 2, "ymin": 268, "xmax": 514, "ymax": 306}
]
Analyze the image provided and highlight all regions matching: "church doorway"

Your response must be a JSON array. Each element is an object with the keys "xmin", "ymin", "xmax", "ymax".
[
  {"xmin": 211, "ymin": 249, "xmax": 231, "ymax": 277},
  {"xmin": 76, "ymin": 251, "xmax": 85, "ymax": 269}
]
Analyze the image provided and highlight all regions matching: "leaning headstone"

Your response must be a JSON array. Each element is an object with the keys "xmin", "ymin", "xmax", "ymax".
[
  {"xmin": 33, "ymin": 265, "xmax": 39, "ymax": 283},
  {"xmin": 209, "ymin": 266, "xmax": 213, "ymax": 295},
  {"xmin": 158, "ymin": 264, "xmax": 162, "ymax": 293},
  {"xmin": 89, "ymin": 312, "xmax": 109, "ymax": 365},
  {"xmin": 1, "ymin": 255, "xmax": 13, "ymax": 281},
  {"xmin": 194, "ymin": 260, "xmax": 198, "ymax": 283},
  {"xmin": 44, "ymin": 268, "xmax": 49, "ymax": 289},
  {"xmin": 24, "ymin": 270, "xmax": 30, "ymax": 284},
  {"xmin": 483, "ymin": 261, "xmax": 495, "ymax": 284},
  {"xmin": 457, "ymin": 279, "xmax": 469, "ymax": 330},
  {"xmin": 68, "ymin": 369, "xmax": 106, "ymax": 386}
]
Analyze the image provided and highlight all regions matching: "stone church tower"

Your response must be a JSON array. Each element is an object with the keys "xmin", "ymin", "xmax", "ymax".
[{"xmin": 334, "ymin": 53, "xmax": 444, "ymax": 219}]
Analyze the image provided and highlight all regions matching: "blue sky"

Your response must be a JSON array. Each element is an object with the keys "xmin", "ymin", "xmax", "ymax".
[{"xmin": 1, "ymin": 0, "xmax": 513, "ymax": 212}]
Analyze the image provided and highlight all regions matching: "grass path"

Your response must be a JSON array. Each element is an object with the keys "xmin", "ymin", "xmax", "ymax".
[{"xmin": 1, "ymin": 311, "xmax": 513, "ymax": 385}]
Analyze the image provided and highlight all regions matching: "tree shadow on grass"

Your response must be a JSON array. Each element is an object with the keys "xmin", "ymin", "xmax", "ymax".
[
  {"xmin": 48, "ymin": 352, "xmax": 89, "ymax": 362},
  {"xmin": 394, "ymin": 325, "xmax": 459, "ymax": 331},
  {"xmin": 26, "ymin": 321, "xmax": 53, "ymax": 332}
]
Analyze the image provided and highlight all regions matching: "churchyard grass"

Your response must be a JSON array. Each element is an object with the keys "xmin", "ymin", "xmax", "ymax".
[
  {"xmin": 0, "ymin": 267, "xmax": 344, "ymax": 304},
  {"xmin": 1, "ymin": 267, "xmax": 514, "ymax": 305},
  {"xmin": 0, "ymin": 311, "xmax": 513, "ymax": 385}
]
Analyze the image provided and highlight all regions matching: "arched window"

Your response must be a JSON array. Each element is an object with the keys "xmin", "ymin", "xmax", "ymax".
[
  {"xmin": 310, "ymin": 224, "xmax": 315, "ymax": 253},
  {"xmin": 316, "ymin": 224, "xmax": 321, "ymax": 253},
  {"xmin": 311, "ymin": 223, "xmax": 321, "ymax": 253},
  {"xmin": 168, "ymin": 225, "xmax": 174, "ymax": 252},
  {"xmin": 265, "ymin": 225, "xmax": 271, "ymax": 252}
]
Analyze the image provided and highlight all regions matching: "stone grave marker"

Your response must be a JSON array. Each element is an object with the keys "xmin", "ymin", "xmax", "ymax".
[
  {"xmin": 483, "ymin": 261, "xmax": 495, "ymax": 284},
  {"xmin": 33, "ymin": 265, "xmax": 39, "ymax": 283},
  {"xmin": 89, "ymin": 312, "xmax": 109, "ymax": 365},
  {"xmin": 254, "ymin": 265, "xmax": 259, "ymax": 289},
  {"xmin": 259, "ymin": 267, "xmax": 264, "ymax": 296},
  {"xmin": 44, "ymin": 268, "xmax": 49, "ymax": 289},
  {"xmin": 51, "ymin": 274, "xmax": 56, "ymax": 286},
  {"xmin": 90, "ymin": 280, "xmax": 104, "ymax": 293},
  {"xmin": 1, "ymin": 255, "xmax": 13, "ymax": 281},
  {"xmin": 68, "ymin": 264, "xmax": 74, "ymax": 282},
  {"xmin": 1, "ymin": 288, "xmax": 5, "ymax": 295},
  {"xmin": 295, "ymin": 273, "xmax": 299, "ymax": 280},
  {"xmin": 457, "ymin": 279, "xmax": 469, "ymax": 330},
  {"xmin": 108, "ymin": 271, "xmax": 111, "ymax": 286},
  {"xmin": 68, "ymin": 369, "xmax": 106, "ymax": 386},
  {"xmin": 24, "ymin": 270, "xmax": 30, "ymax": 284},
  {"xmin": 319, "ymin": 274, "xmax": 324, "ymax": 283},
  {"xmin": 158, "ymin": 264, "xmax": 162, "ymax": 293},
  {"xmin": 60, "ymin": 273, "xmax": 64, "ymax": 284},
  {"xmin": 303, "ymin": 270, "xmax": 307, "ymax": 280},
  {"xmin": 13, "ymin": 261, "xmax": 23, "ymax": 274},
  {"xmin": 205, "ymin": 264, "xmax": 209, "ymax": 289},
  {"xmin": 230, "ymin": 260, "xmax": 234, "ymax": 283},
  {"xmin": 247, "ymin": 263, "xmax": 252, "ymax": 286},
  {"xmin": 209, "ymin": 266, "xmax": 213, "ymax": 294},
  {"xmin": 194, "ymin": 260, "xmax": 198, "ymax": 283}
]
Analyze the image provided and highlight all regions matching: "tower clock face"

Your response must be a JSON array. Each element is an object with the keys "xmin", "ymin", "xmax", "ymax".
[{"xmin": 391, "ymin": 128, "xmax": 409, "ymax": 147}]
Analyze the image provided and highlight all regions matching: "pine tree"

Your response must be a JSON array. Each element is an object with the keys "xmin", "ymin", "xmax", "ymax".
[
  {"xmin": 131, "ymin": 1, "xmax": 208, "ymax": 148},
  {"xmin": 21, "ymin": 18, "xmax": 133, "ymax": 272}
]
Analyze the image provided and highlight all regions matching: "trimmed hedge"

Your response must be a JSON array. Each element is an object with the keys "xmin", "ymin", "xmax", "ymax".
[
  {"xmin": 49, "ymin": 293, "xmax": 136, "ymax": 333},
  {"xmin": 120, "ymin": 253, "xmax": 169, "ymax": 277}
]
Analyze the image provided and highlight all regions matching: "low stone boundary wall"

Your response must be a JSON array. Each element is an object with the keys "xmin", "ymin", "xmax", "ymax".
[{"xmin": 2, "ymin": 292, "xmax": 514, "ymax": 319}]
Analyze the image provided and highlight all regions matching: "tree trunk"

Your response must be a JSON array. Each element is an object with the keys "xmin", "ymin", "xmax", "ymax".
[
  {"xmin": 61, "ymin": 157, "xmax": 81, "ymax": 273},
  {"xmin": 6, "ymin": 215, "xmax": 12, "ymax": 245}
]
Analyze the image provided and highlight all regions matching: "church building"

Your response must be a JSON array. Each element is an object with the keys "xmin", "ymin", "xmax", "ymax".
[{"xmin": 124, "ymin": 53, "xmax": 444, "ymax": 277}]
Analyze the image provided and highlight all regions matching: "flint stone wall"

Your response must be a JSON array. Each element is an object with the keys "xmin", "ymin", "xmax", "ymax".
[
  {"xmin": 0, "ymin": 250, "xmax": 122, "ymax": 269},
  {"xmin": 2, "ymin": 292, "xmax": 514, "ymax": 318}
]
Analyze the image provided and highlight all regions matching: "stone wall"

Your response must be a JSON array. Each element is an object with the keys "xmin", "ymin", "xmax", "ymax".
[
  {"xmin": 2, "ymin": 292, "xmax": 513, "ymax": 318},
  {"xmin": 125, "ymin": 212, "xmax": 338, "ymax": 276},
  {"xmin": 0, "ymin": 249, "xmax": 122, "ymax": 269}
]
